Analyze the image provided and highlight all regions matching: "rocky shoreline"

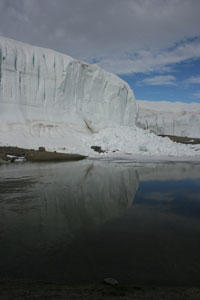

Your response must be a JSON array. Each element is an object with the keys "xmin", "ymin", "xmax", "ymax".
[
  {"xmin": 0, "ymin": 280, "xmax": 200, "ymax": 300},
  {"xmin": 0, "ymin": 146, "xmax": 86, "ymax": 163},
  {"xmin": 1, "ymin": 135, "xmax": 200, "ymax": 164}
]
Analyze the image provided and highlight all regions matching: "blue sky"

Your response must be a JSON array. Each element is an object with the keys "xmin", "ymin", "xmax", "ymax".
[
  {"xmin": 120, "ymin": 57, "xmax": 200, "ymax": 102},
  {"xmin": 0, "ymin": 0, "xmax": 200, "ymax": 103}
]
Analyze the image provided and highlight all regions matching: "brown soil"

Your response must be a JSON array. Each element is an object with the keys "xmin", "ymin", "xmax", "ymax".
[
  {"xmin": 159, "ymin": 135, "xmax": 200, "ymax": 145},
  {"xmin": 0, "ymin": 146, "xmax": 86, "ymax": 162},
  {"xmin": 0, "ymin": 280, "xmax": 200, "ymax": 300}
]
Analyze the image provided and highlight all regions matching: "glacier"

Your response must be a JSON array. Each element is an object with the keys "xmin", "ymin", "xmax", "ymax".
[
  {"xmin": 137, "ymin": 100, "xmax": 200, "ymax": 138},
  {"xmin": 0, "ymin": 37, "xmax": 137, "ymax": 152},
  {"xmin": 0, "ymin": 37, "xmax": 199, "ymax": 158}
]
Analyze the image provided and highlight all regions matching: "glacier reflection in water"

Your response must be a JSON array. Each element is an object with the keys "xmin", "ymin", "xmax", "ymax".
[
  {"xmin": 0, "ymin": 160, "xmax": 138, "ymax": 282},
  {"xmin": 0, "ymin": 160, "xmax": 200, "ymax": 285}
]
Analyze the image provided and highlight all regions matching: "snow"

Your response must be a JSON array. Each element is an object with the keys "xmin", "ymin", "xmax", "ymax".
[
  {"xmin": 137, "ymin": 100, "xmax": 200, "ymax": 138},
  {"xmin": 84, "ymin": 126, "xmax": 200, "ymax": 157},
  {"xmin": 0, "ymin": 37, "xmax": 200, "ymax": 159}
]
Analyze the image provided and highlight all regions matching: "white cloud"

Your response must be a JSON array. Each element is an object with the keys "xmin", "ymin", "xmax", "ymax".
[
  {"xmin": 138, "ymin": 75, "xmax": 177, "ymax": 86},
  {"xmin": 187, "ymin": 76, "xmax": 200, "ymax": 84},
  {"xmin": 0, "ymin": 0, "xmax": 200, "ymax": 74},
  {"xmin": 98, "ymin": 40, "xmax": 200, "ymax": 74}
]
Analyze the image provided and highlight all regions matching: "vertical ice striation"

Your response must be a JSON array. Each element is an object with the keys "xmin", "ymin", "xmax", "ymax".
[
  {"xmin": 0, "ymin": 37, "xmax": 137, "ymax": 135},
  {"xmin": 1, "ymin": 37, "xmax": 197, "ymax": 157}
]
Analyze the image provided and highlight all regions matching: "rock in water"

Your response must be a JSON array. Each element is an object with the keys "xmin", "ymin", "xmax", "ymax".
[{"xmin": 104, "ymin": 277, "xmax": 119, "ymax": 286}]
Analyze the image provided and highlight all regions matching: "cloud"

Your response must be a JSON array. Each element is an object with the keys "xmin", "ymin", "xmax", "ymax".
[
  {"xmin": 187, "ymin": 76, "xmax": 200, "ymax": 84},
  {"xmin": 98, "ymin": 39, "xmax": 200, "ymax": 74},
  {"xmin": 0, "ymin": 0, "xmax": 200, "ymax": 74},
  {"xmin": 138, "ymin": 75, "xmax": 177, "ymax": 86}
]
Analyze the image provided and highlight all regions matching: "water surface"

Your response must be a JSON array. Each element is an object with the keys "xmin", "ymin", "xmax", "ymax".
[{"xmin": 0, "ymin": 160, "xmax": 200, "ymax": 286}]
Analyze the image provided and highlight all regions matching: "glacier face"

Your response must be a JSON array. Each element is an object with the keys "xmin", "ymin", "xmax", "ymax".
[
  {"xmin": 0, "ymin": 37, "xmax": 199, "ymax": 157},
  {"xmin": 137, "ymin": 100, "xmax": 200, "ymax": 138},
  {"xmin": 0, "ymin": 37, "xmax": 137, "ymax": 151}
]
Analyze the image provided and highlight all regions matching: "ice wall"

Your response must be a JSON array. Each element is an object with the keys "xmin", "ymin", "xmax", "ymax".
[
  {"xmin": 0, "ymin": 37, "xmax": 136, "ymax": 143},
  {"xmin": 137, "ymin": 100, "xmax": 200, "ymax": 138},
  {"xmin": 1, "ymin": 37, "xmax": 199, "ymax": 157}
]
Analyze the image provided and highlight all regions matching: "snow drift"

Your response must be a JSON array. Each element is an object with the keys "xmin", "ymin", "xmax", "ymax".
[
  {"xmin": 0, "ymin": 37, "xmax": 199, "ymax": 157},
  {"xmin": 137, "ymin": 100, "xmax": 200, "ymax": 138}
]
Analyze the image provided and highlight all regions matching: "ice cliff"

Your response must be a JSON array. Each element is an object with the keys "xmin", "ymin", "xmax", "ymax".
[
  {"xmin": 0, "ymin": 37, "xmax": 137, "ymax": 151},
  {"xmin": 137, "ymin": 100, "xmax": 200, "ymax": 138},
  {"xmin": 0, "ymin": 37, "xmax": 136, "ymax": 129},
  {"xmin": 0, "ymin": 37, "xmax": 199, "ymax": 157}
]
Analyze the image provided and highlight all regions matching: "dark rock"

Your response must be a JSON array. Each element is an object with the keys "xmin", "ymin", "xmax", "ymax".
[
  {"xmin": 38, "ymin": 146, "xmax": 46, "ymax": 152},
  {"xmin": 0, "ymin": 153, "xmax": 9, "ymax": 161},
  {"xmin": 91, "ymin": 146, "xmax": 105, "ymax": 153}
]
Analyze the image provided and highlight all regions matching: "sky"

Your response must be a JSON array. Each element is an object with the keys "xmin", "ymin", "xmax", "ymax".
[{"xmin": 0, "ymin": 0, "xmax": 200, "ymax": 103}]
